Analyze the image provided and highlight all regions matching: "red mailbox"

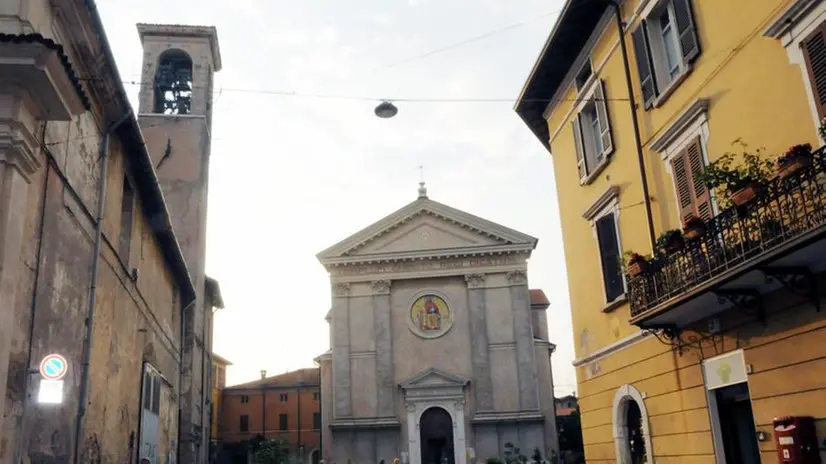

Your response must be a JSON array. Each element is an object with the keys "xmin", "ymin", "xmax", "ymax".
[{"xmin": 773, "ymin": 416, "xmax": 821, "ymax": 463}]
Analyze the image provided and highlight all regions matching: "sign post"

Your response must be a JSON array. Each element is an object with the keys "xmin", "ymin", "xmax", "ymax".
[{"xmin": 37, "ymin": 354, "xmax": 67, "ymax": 404}]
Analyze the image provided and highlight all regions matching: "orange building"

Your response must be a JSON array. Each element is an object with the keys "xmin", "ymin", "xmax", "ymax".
[{"xmin": 220, "ymin": 368, "xmax": 321, "ymax": 463}]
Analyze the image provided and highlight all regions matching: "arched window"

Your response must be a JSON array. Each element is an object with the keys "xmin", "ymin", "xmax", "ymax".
[
  {"xmin": 154, "ymin": 50, "xmax": 193, "ymax": 115},
  {"xmin": 612, "ymin": 384, "xmax": 653, "ymax": 463}
]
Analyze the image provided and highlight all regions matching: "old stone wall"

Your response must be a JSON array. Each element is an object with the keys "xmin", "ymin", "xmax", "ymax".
[{"xmin": 0, "ymin": 116, "xmax": 184, "ymax": 463}]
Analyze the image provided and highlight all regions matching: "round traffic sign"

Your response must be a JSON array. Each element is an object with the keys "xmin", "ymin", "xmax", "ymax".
[{"xmin": 39, "ymin": 354, "xmax": 68, "ymax": 381}]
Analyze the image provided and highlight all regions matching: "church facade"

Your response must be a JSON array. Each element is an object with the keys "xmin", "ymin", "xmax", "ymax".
[{"xmin": 316, "ymin": 185, "xmax": 559, "ymax": 464}]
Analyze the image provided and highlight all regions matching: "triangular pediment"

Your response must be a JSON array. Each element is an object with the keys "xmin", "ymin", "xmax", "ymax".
[
  {"xmin": 399, "ymin": 367, "xmax": 469, "ymax": 390},
  {"xmin": 317, "ymin": 197, "xmax": 537, "ymax": 263}
]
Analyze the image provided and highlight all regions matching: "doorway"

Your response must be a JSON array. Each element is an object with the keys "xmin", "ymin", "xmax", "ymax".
[
  {"xmin": 419, "ymin": 407, "xmax": 454, "ymax": 464},
  {"xmin": 715, "ymin": 383, "xmax": 760, "ymax": 463}
]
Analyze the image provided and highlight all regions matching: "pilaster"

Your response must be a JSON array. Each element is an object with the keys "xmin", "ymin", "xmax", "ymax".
[
  {"xmin": 371, "ymin": 279, "xmax": 395, "ymax": 418},
  {"xmin": 332, "ymin": 282, "xmax": 353, "ymax": 418},
  {"xmin": 507, "ymin": 270, "xmax": 540, "ymax": 411},
  {"xmin": 0, "ymin": 89, "xmax": 41, "ymax": 449},
  {"xmin": 464, "ymin": 273, "xmax": 493, "ymax": 412}
]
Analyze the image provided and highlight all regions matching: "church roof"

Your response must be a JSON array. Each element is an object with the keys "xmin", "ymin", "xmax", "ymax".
[{"xmin": 317, "ymin": 184, "xmax": 538, "ymax": 266}]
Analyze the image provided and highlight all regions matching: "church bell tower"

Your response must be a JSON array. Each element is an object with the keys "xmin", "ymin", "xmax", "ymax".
[{"xmin": 136, "ymin": 23, "xmax": 222, "ymax": 464}]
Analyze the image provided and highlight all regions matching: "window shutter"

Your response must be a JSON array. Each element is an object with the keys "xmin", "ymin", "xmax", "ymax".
[
  {"xmin": 596, "ymin": 214, "xmax": 624, "ymax": 302},
  {"xmin": 686, "ymin": 137, "xmax": 713, "ymax": 219},
  {"xmin": 631, "ymin": 25, "xmax": 657, "ymax": 108},
  {"xmin": 673, "ymin": 0, "xmax": 700, "ymax": 63},
  {"xmin": 671, "ymin": 137, "xmax": 712, "ymax": 223},
  {"xmin": 671, "ymin": 149, "xmax": 696, "ymax": 223},
  {"xmin": 594, "ymin": 79, "xmax": 614, "ymax": 158},
  {"xmin": 802, "ymin": 24, "xmax": 826, "ymax": 119},
  {"xmin": 572, "ymin": 117, "xmax": 587, "ymax": 179}
]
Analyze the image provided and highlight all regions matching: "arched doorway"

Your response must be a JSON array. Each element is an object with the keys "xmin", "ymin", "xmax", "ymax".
[
  {"xmin": 419, "ymin": 407, "xmax": 454, "ymax": 464},
  {"xmin": 612, "ymin": 384, "xmax": 653, "ymax": 464},
  {"xmin": 309, "ymin": 449, "xmax": 320, "ymax": 464}
]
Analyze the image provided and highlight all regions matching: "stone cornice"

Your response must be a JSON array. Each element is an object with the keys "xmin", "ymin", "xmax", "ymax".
[
  {"xmin": 329, "ymin": 253, "xmax": 528, "ymax": 283},
  {"xmin": 322, "ymin": 243, "xmax": 533, "ymax": 268},
  {"xmin": 329, "ymin": 418, "xmax": 401, "ymax": 429},
  {"xmin": 471, "ymin": 411, "xmax": 544, "ymax": 424}
]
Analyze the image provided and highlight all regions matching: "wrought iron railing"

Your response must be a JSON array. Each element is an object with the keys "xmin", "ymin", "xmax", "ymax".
[{"xmin": 629, "ymin": 147, "xmax": 826, "ymax": 318}]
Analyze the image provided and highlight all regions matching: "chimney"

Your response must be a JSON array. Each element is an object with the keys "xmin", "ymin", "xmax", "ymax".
[{"xmin": 260, "ymin": 370, "xmax": 267, "ymax": 379}]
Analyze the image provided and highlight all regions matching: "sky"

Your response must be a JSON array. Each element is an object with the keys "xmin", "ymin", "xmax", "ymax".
[{"xmin": 98, "ymin": 0, "xmax": 577, "ymax": 397}]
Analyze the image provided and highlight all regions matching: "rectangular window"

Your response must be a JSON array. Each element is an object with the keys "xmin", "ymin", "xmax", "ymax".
[
  {"xmin": 313, "ymin": 392, "xmax": 320, "ymax": 401},
  {"xmin": 118, "ymin": 176, "xmax": 135, "ymax": 261},
  {"xmin": 595, "ymin": 213, "xmax": 624, "ymax": 302},
  {"xmin": 143, "ymin": 373, "xmax": 151, "ymax": 410},
  {"xmin": 279, "ymin": 414, "xmax": 288, "ymax": 431},
  {"xmin": 802, "ymin": 23, "xmax": 826, "ymax": 119},
  {"xmin": 240, "ymin": 395, "xmax": 249, "ymax": 404},
  {"xmin": 151, "ymin": 376, "xmax": 161, "ymax": 414},
  {"xmin": 575, "ymin": 59, "xmax": 593, "ymax": 90},
  {"xmin": 632, "ymin": 0, "xmax": 700, "ymax": 108},
  {"xmin": 313, "ymin": 412, "xmax": 322, "ymax": 429},
  {"xmin": 280, "ymin": 393, "xmax": 288, "ymax": 402},
  {"xmin": 671, "ymin": 136, "xmax": 713, "ymax": 222},
  {"xmin": 240, "ymin": 415, "xmax": 249, "ymax": 432},
  {"xmin": 571, "ymin": 79, "xmax": 613, "ymax": 182}
]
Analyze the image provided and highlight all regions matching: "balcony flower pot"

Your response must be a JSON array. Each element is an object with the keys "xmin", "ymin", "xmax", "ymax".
[
  {"xmin": 776, "ymin": 144, "xmax": 813, "ymax": 179},
  {"xmin": 624, "ymin": 252, "xmax": 649, "ymax": 278},
  {"xmin": 682, "ymin": 218, "xmax": 706, "ymax": 241},
  {"xmin": 626, "ymin": 261, "xmax": 647, "ymax": 278},
  {"xmin": 730, "ymin": 182, "xmax": 763, "ymax": 206},
  {"xmin": 656, "ymin": 229, "xmax": 684, "ymax": 255}
]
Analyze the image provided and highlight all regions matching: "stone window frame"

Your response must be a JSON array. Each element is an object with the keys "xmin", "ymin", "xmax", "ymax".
[
  {"xmin": 583, "ymin": 186, "xmax": 627, "ymax": 312},
  {"xmin": 765, "ymin": 0, "xmax": 826, "ymax": 138},
  {"xmin": 651, "ymin": 99, "xmax": 720, "ymax": 223},
  {"xmin": 612, "ymin": 384, "xmax": 654, "ymax": 463}
]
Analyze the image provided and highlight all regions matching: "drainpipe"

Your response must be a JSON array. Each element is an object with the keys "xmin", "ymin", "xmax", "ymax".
[
  {"xmin": 72, "ymin": 109, "xmax": 132, "ymax": 464},
  {"xmin": 609, "ymin": 0, "xmax": 657, "ymax": 251},
  {"xmin": 179, "ymin": 297, "xmax": 195, "ymax": 464}
]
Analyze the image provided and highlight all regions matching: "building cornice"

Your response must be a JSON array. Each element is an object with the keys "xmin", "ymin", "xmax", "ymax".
[
  {"xmin": 650, "ymin": 99, "xmax": 710, "ymax": 152},
  {"xmin": 764, "ymin": 0, "xmax": 822, "ymax": 38},
  {"xmin": 322, "ymin": 244, "xmax": 533, "ymax": 268},
  {"xmin": 572, "ymin": 330, "xmax": 651, "ymax": 367}
]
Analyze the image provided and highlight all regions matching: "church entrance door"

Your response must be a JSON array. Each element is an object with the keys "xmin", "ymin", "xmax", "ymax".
[{"xmin": 419, "ymin": 407, "xmax": 455, "ymax": 464}]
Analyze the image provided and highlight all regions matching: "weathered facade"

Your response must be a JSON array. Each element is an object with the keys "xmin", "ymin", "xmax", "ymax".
[
  {"xmin": 316, "ymin": 185, "xmax": 559, "ymax": 464},
  {"xmin": 517, "ymin": 0, "xmax": 826, "ymax": 461},
  {"xmin": 0, "ymin": 1, "xmax": 221, "ymax": 463}
]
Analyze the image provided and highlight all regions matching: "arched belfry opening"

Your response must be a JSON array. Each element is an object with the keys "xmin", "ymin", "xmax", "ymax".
[{"xmin": 153, "ymin": 50, "xmax": 193, "ymax": 115}]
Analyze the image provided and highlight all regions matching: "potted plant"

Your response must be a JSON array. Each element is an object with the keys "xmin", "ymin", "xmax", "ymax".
[
  {"xmin": 776, "ymin": 143, "xmax": 813, "ymax": 178},
  {"xmin": 682, "ymin": 217, "xmax": 706, "ymax": 240},
  {"xmin": 819, "ymin": 116, "xmax": 826, "ymax": 143},
  {"xmin": 697, "ymin": 141, "xmax": 775, "ymax": 207},
  {"xmin": 655, "ymin": 229, "xmax": 684, "ymax": 255},
  {"xmin": 623, "ymin": 251, "xmax": 650, "ymax": 278}
]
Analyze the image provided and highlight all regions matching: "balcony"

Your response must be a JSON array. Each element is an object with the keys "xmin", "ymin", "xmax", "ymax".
[{"xmin": 629, "ymin": 147, "xmax": 826, "ymax": 328}]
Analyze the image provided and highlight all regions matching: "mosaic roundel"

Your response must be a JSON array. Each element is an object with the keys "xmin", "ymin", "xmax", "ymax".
[{"xmin": 409, "ymin": 294, "xmax": 453, "ymax": 339}]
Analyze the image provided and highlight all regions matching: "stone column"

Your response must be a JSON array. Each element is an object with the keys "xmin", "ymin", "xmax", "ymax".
[
  {"xmin": 507, "ymin": 270, "xmax": 539, "ymax": 411},
  {"xmin": 332, "ymin": 283, "xmax": 352, "ymax": 418},
  {"xmin": 452, "ymin": 398, "xmax": 468, "ymax": 464},
  {"xmin": 465, "ymin": 274, "xmax": 493, "ymax": 412},
  {"xmin": 371, "ymin": 279, "xmax": 395, "ymax": 418},
  {"xmin": 0, "ymin": 90, "xmax": 41, "ymax": 447}
]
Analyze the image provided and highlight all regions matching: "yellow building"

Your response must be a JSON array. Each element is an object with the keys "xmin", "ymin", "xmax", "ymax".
[{"xmin": 517, "ymin": 0, "xmax": 826, "ymax": 461}]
